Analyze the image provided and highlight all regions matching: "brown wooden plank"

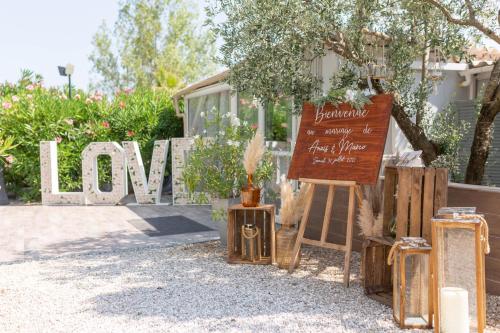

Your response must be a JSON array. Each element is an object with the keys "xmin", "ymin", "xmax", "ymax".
[
  {"xmin": 344, "ymin": 185, "xmax": 356, "ymax": 287},
  {"xmin": 422, "ymin": 168, "xmax": 436, "ymax": 243},
  {"xmin": 363, "ymin": 244, "xmax": 373, "ymax": 290},
  {"xmin": 373, "ymin": 246, "xmax": 385, "ymax": 290},
  {"xmin": 320, "ymin": 185, "xmax": 335, "ymax": 243},
  {"xmin": 410, "ymin": 168, "xmax": 424, "ymax": 237},
  {"xmin": 302, "ymin": 237, "xmax": 346, "ymax": 251},
  {"xmin": 396, "ymin": 168, "xmax": 411, "ymax": 240},
  {"xmin": 227, "ymin": 208, "xmax": 235, "ymax": 260},
  {"xmin": 486, "ymin": 279, "xmax": 500, "ymax": 296},
  {"xmin": 383, "ymin": 167, "xmax": 397, "ymax": 237},
  {"xmin": 485, "ymin": 256, "xmax": 500, "ymax": 282},
  {"xmin": 433, "ymin": 168, "xmax": 448, "ymax": 215},
  {"xmin": 448, "ymin": 186, "xmax": 500, "ymax": 237}
]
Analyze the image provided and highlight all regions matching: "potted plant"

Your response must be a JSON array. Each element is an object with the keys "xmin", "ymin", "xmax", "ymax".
[
  {"xmin": 241, "ymin": 131, "xmax": 265, "ymax": 207},
  {"xmin": 275, "ymin": 178, "xmax": 311, "ymax": 269},
  {"xmin": 0, "ymin": 135, "xmax": 15, "ymax": 205},
  {"xmin": 182, "ymin": 107, "xmax": 273, "ymax": 245}
]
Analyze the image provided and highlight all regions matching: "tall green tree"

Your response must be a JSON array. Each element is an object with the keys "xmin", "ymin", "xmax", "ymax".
[
  {"xmin": 90, "ymin": 0, "xmax": 217, "ymax": 92},
  {"xmin": 207, "ymin": 0, "xmax": 499, "ymax": 184}
]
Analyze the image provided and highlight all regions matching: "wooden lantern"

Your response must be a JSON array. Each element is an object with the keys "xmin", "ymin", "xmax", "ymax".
[
  {"xmin": 388, "ymin": 237, "xmax": 432, "ymax": 329},
  {"xmin": 431, "ymin": 214, "xmax": 489, "ymax": 333}
]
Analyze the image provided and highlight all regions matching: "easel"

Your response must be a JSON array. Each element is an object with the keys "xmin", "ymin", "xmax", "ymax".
[{"xmin": 288, "ymin": 178, "xmax": 363, "ymax": 287}]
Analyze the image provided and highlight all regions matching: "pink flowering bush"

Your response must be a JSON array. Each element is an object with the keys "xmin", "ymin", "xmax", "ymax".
[{"xmin": 0, "ymin": 70, "xmax": 182, "ymax": 201}]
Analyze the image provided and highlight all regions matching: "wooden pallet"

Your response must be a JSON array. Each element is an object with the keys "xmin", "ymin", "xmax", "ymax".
[
  {"xmin": 227, "ymin": 204, "xmax": 276, "ymax": 265},
  {"xmin": 362, "ymin": 166, "xmax": 448, "ymax": 306}
]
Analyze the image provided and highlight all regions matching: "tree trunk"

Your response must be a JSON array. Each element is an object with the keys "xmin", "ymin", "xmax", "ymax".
[
  {"xmin": 0, "ymin": 166, "xmax": 9, "ymax": 205},
  {"xmin": 391, "ymin": 100, "xmax": 439, "ymax": 165},
  {"xmin": 465, "ymin": 60, "xmax": 500, "ymax": 185}
]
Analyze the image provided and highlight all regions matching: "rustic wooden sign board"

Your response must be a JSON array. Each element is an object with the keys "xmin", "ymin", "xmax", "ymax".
[{"xmin": 287, "ymin": 94, "xmax": 394, "ymax": 184}]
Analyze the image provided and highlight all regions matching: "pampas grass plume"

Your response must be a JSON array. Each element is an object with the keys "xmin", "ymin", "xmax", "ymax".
[
  {"xmin": 358, "ymin": 199, "xmax": 375, "ymax": 237},
  {"xmin": 243, "ymin": 131, "xmax": 265, "ymax": 175},
  {"xmin": 279, "ymin": 178, "xmax": 312, "ymax": 225}
]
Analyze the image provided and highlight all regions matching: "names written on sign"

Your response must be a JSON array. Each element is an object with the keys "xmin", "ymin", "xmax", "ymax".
[{"xmin": 287, "ymin": 94, "xmax": 393, "ymax": 184}]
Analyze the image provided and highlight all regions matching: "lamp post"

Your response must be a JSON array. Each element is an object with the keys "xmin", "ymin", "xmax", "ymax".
[{"xmin": 57, "ymin": 63, "xmax": 74, "ymax": 99}]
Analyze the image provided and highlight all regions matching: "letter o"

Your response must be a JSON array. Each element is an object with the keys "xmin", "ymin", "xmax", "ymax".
[{"xmin": 82, "ymin": 142, "xmax": 127, "ymax": 205}]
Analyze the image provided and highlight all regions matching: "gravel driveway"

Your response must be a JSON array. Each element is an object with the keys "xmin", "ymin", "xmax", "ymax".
[{"xmin": 0, "ymin": 242, "xmax": 499, "ymax": 333}]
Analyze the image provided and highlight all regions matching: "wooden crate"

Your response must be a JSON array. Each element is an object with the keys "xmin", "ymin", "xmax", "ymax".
[
  {"xmin": 383, "ymin": 166, "xmax": 448, "ymax": 241},
  {"xmin": 362, "ymin": 237, "xmax": 393, "ymax": 306},
  {"xmin": 362, "ymin": 166, "xmax": 448, "ymax": 306},
  {"xmin": 227, "ymin": 204, "xmax": 276, "ymax": 265}
]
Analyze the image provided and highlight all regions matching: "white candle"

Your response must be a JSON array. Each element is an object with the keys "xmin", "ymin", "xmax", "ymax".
[{"xmin": 440, "ymin": 287, "xmax": 470, "ymax": 333}]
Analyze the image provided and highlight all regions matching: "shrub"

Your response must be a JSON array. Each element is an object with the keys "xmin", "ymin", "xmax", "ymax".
[
  {"xmin": 182, "ymin": 107, "xmax": 273, "ymax": 203},
  {"xmin": 0, "ymin": 71, "xmax": 182, "ymax": 202}
]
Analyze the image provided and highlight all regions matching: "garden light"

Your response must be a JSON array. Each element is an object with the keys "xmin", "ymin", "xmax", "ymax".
[{"xmin": 57, "ymin": 63, "xmax": 74, "ymax": 99}]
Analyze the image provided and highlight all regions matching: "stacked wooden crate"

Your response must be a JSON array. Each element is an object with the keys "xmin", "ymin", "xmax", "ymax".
[{"xmin": 362, "ymin": 166, "xmax": 448, "ymax": 306}]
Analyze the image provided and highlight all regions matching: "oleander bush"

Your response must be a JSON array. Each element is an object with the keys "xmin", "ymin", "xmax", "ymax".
[{"xmin": 0, "ymin": 70, "xmax": 182, "ymax": 202}]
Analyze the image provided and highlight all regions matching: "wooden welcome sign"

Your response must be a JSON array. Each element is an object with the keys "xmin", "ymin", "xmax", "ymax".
[
  {"xmin": 288, "ymin": 94, "xmax": 393, "ymax": 184},
  {"xmin": 287, "ymin": 94, "xmax": 393, "ymax": 287}
]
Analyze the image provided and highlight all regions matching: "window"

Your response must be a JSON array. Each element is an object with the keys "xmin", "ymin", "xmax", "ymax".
[
  {"xmin": 265, "ymin": 98, "xmax": 292, "ymax": 150},
  {"xmin": 237, "ymin": 92, "xmax": 259, "ymax": 130},
  {"xmin": 187, "ymin": 90, "xmax": 230, "ymax": 136}
]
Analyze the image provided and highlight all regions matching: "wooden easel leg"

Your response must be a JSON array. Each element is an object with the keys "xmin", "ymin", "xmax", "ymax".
[
  {"xmin": 288, "ymin": 184, "xmax": 316, "ymax": 273},
  {"xmin": 320, "ymin": 185, "xmax": 335, "ymax": 244},
  {"xmin": 355, "ymin": 185, "xmax": 363, "ymax": 208},
  {"xmin": 343, "ymin": 185, "xmax": 356, "ymax": 287}
]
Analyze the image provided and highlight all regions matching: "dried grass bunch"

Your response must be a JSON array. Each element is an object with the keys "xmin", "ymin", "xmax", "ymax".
[
  {"xmin": 279, "ymin": 178, "xmax": 312, "ymax": 225},
  {"xmin": 357, "ymin": 181, "xmax": 384, "ymax": 238},
  {"xmin": 243, "ymin": 131, "xmax": 265, "ymax": 175}
]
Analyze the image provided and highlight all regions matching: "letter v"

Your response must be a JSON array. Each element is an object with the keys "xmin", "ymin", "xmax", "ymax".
[{"xmin": 122, "ymin": 140, "xmax": 169, "ymax": 204}]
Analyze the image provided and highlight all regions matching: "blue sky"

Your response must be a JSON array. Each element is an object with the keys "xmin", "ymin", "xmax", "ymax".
[
  {"xmin": 0, "ymin": 0, "xmax": 210, "ymax": 89},
  {"xmin": 0, "ymin": 1, "xmax": 120, "ymax": 89}
]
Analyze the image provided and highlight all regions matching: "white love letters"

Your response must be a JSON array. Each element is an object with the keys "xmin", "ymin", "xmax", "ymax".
[{"xmin": 40, "ymin": 140, "xmax": 169, "ymax": 205}]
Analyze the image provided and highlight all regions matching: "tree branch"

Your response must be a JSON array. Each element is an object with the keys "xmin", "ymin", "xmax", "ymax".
[
  {"xmin": 464, "ymin": 0, "xmax": 476, "ymax": 21},
  {"xmin": 325, "ymin": 32, "xmax": 364, "ymax": 66},
  {"xmin": 420, "ymin": 0, "xmax": 500, "ymax": 44},
  {"xmin": 391, "ymin": 99, "xmax": 439, "ymax": 165}
]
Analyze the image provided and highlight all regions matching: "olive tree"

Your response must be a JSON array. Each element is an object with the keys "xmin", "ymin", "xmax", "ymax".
[
  {"xmin": 420, "ymin": 0, "xmax": 499, "ymax": 183},
  {"xmin": 207, "ymin": 0, "xmax": 499, "ymax": 184}
]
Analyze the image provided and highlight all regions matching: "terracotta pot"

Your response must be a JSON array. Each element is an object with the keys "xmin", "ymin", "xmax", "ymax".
[{"xmin": 241, "ymin": 174, "xmax": 260, "ymax": 207}]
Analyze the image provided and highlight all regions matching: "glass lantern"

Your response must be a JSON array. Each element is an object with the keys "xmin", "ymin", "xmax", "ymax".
[
  {"xmin": 437, "ymin": 207, "xmax": 476, "ymax": 218},
  {"xmin": 431, "ymin": 215, "xmax": 489, "ymax": 333},
  {"xmin": 390, "ymin": 237, "xmax": 432, "ymax": 329}
]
